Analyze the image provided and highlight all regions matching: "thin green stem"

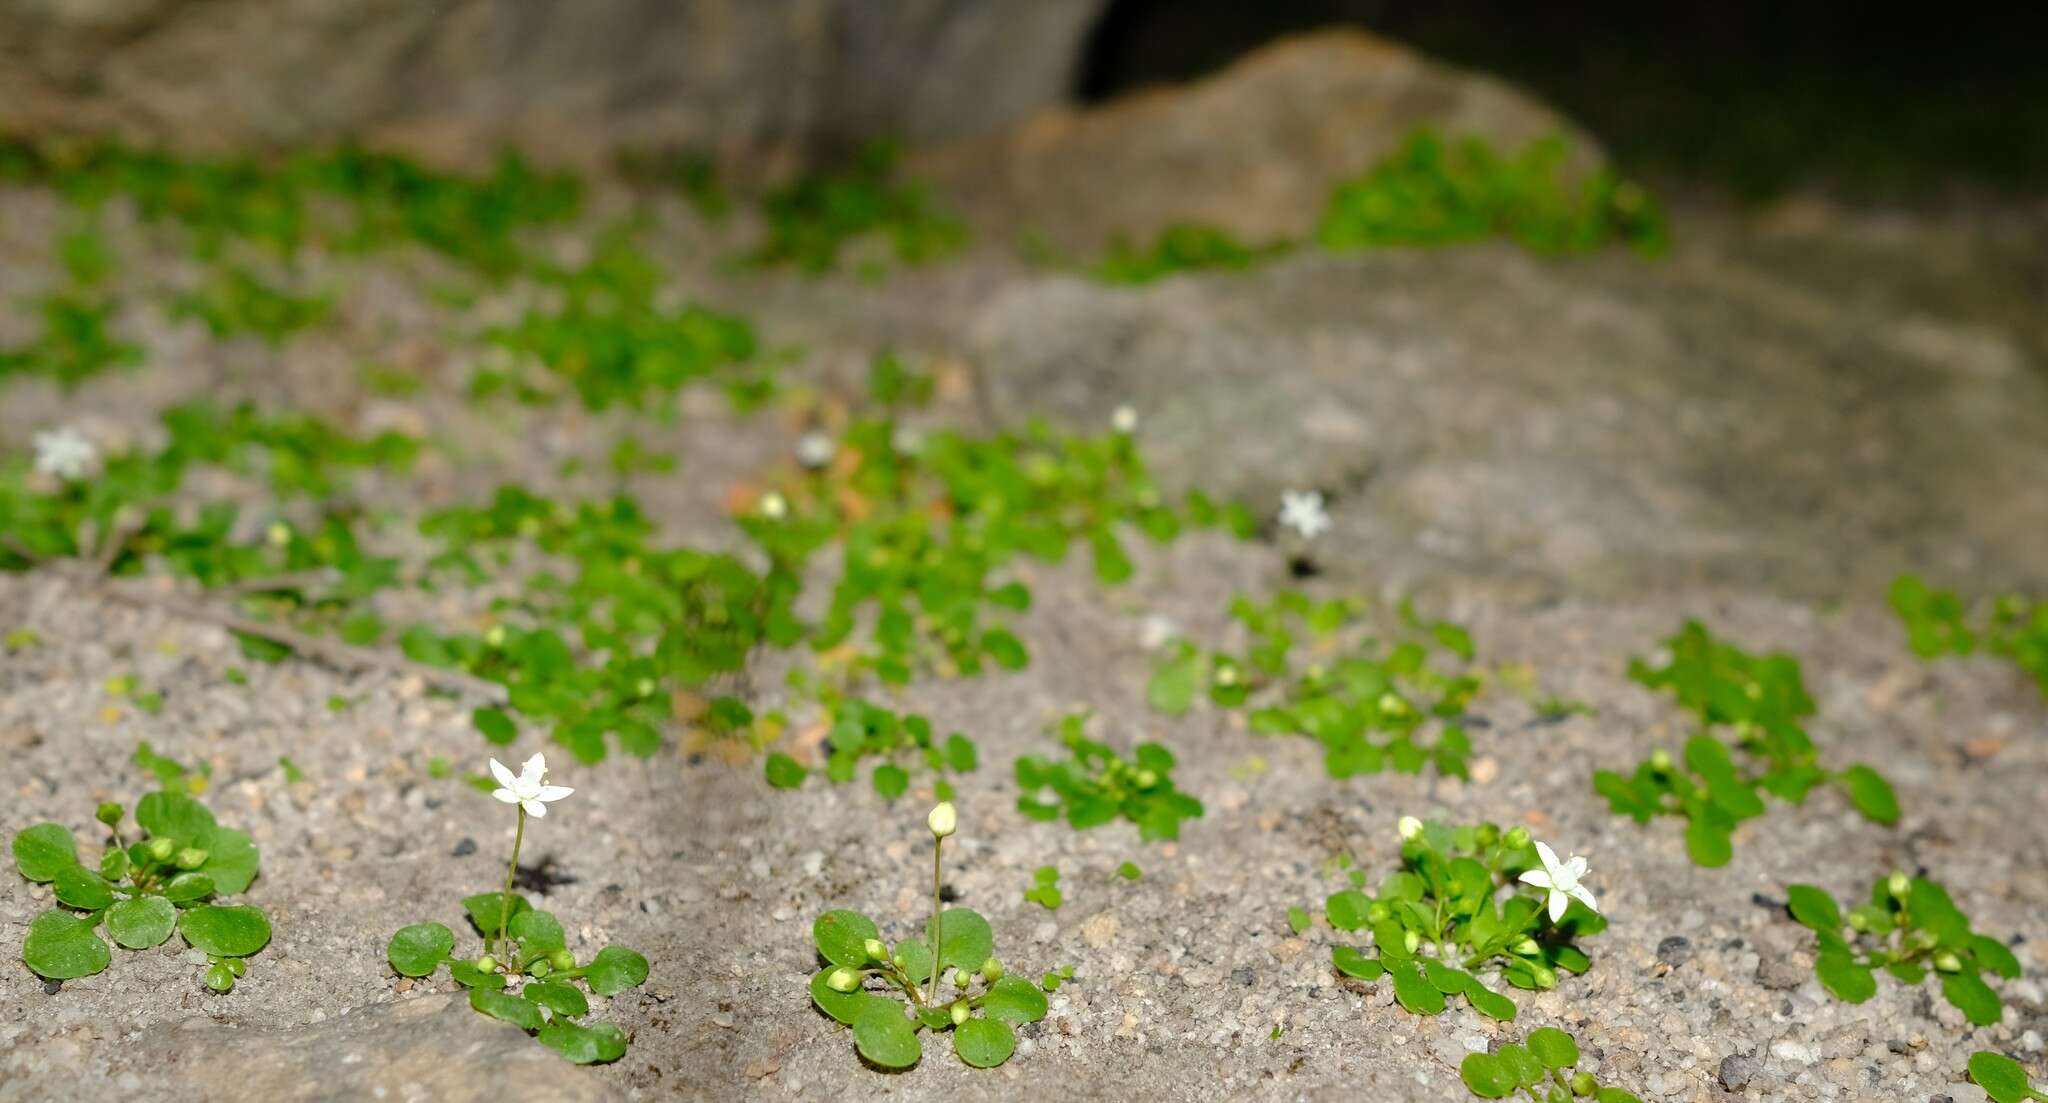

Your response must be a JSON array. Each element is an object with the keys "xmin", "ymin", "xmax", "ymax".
[
  {"xmin": 496, "ymin": 806, "xmax": 527, "ymax": 963},
  {"xmin": 927, "ymin": 833, "xmax": 944, "ymax": 1005}
]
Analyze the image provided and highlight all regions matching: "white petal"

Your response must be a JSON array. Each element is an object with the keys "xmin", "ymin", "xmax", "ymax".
[
  {"xmin": 1518, "ymin": 869, "xmax": 1553, "ymax": 889},
  {"xmin": 523, "ymin": 798, "xmax": 548, "ymax": 817},
  {"xmin": 1563, "ymin": 855, "xmax": 1588, "ymax": 882},
  {"xmin": 490, "ymin": 788, "xmax": 520, "ymax": 804},
  {"xmin": 1533, "ymin": 841, "xmax": 1563, "ymax": 877},
  {"xmin": 1569, "ymin": 885, "xmax": 1600, "ymax": 915},
  {"xmin": 536, "ymin": 785, "xmax": 574, "ymax": 802},
  {"xmin": 519, "ymin": 753, "xmax": 547, "ymax": 786},
  {"xmin": 489, "ymin": 758, "xmax": 518, "ymax": 789},
  {"xmin": 1547, "ymin": 889, "xmax": 1568, "ymax": 923}
]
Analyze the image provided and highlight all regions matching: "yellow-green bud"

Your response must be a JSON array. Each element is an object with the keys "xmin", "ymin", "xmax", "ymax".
[
  {"xmin": 1530, "ymin": 964, "xmax": 1557, "ymax": 989},
  {"xmin": 1397, "ymin": 816, "xmax": 1424, "ymax": 841},
  {"xmin": 1570, "ymin": 1071, "xmax": 1598, "ymax": 1096},
  {"xmin": 1215, "ymin": 664, "xmax": 1239, "ymax": 686},
  {"xmin": 1933, "ymin": 952, "xmax": 1962, "ymax": 973},
  {"xmin": 1504, "ymin": 826, "xmax": 1532, "ymax": 850},
  {"xmin": 205, "ymin": 963, "xmax": 235, "ymax": 992},
  {"xmin": 1366, "ymin": 902, "xmax": 1390, "ymax": 924},
  {"xmin": 146, "ymin": 837, "xmax": 177, "ymax": 862},
  {"xmin": 1649, "ymin": 749, "xmax": 1674, "ymax": 771},
  {"xmin": 485, "ymin": 625, "xmax": 507, "ymax": 648},
  {"xmin": 826, "ymin": 967, "xmax": 860, "ymax": 992},
  {"xmin": 1911, "ymin": 929, "xmax": 1940, "ymax": 951},
  {"xmin": 1513, "ymin": 938, "xmax": 1541, "ymax": 956},
  {"xmin": 549, "ymin": 949, "xmax": 575, "ymax": 971},
  {"xmin": 529, "ymin": 960, "xmax": 551, "ymax": 978},
  {"xmin": 954, "ymin": 968, "xmax": 972, "ymax": 989},
  {"xmin": 475, "ymin": 954, "xmax": 499, "ymax": 974},
  {"xmin": 174, "ymin": 847, "xmax": 208, "ymax": 870},
  {"xmin": 1846, "ymin": 911, "xmax": 1869, "ymax": 932},
  {"xmin": 1402, "ymin": 930, "xmax": 1421, "ymax": 954},
  {"xmin": 892, "ymin": 951, "xmax": 908, "ymax": 969},
  {"xmin": 266, "ymin": 521, "xmax": 291, "ymax": 547},
  {"xmin": 1888, "ymin": 871, "xmax": 1911, "ymax": 898},
  {"xmin": 863, "ymin": 939, "xmax": 888, "ymax": 963},
  {"xmin": 95, "ymin": 802, "xmax": 123, "ymax": 826},
  {"xmin": 949, "ymin": 1000, "xmax": 970, "ymax": 1026},
  {"xmin": 927, "ymin": 801, "xmax": 957, "ymax": 839},
  {"xmin": 224, "ymin": 957, "xmax": 246, "ymax": 978},
  {"xmin": 1134, "ymin": 769, "xmax": 1159, "ymax": 788}
]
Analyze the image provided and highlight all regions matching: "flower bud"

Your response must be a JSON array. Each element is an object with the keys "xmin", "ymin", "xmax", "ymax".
[
  {"xmin": 1366, "ymin": 902, "xmax": 1390, "ymax": 924},
  {"xmin": 1570, "ymin": 1071, "xmax": 1598, "ymax": 1096},
  {"xmin": 549, "ymin": 949, "xmax": 576, "ymax": 971},
  {"xmin": 146, "ymin": 837, "xmax": 177, "ymax": 862},
  {"xmin": 980, "ymin": 957, "xmax": 1003, "ymax": 983},
  {"xmin": 266, "ymin": 521, "xmax": 291, "ymax": 547},
  {"xmin": 1397, "ymin": 816, "xmax": 1424, "ymax": 841},
  {"xmin": 1548, "ymin": 1087, "xmax": 1571, "ymax": 1103},
  {"xmin": 1134, "ymin": 769, "xmax": 1159, "ymax": 788},
  {"xmin": 826, "ymin": 967, "xmax": 861, "ymax": 992},
  {"xmin": 1474, "ymin": 824, "xmax": 1499, "ymax": 847},
  {"xmin": 205, "ymin": 963, "xmax": 235, "ymax": 992},
  {"xmin": 1934, "ymin": 952, "xmax": 1962, "ymax": 973},
  {"xmin": 1504, "ymin": 826, "xmax": 1532, "ymax": 850},
  {"xmin": 1530, "ymin": 964, "xmax": 1558, "ymax": 989},
  {"xmin": 892, "ymin": 952, "xmax": 908, "ymax": 969},
  {"xmin": 174, "ymin": 847, "xmax": 208, "ymax": 870},
  {"xmin": 1649, "ymin": 749, "xmax": 1674, "ymax": 771},
  {"xmin": 950, "ymin": 1000, "xmax": 971, "ymax": 1026},
  {"xmin": 529, "ymin": 960, "xmax": 551, "ymax": 978},
  {"xmin": 954, "ymin": 968, "xmax": 972, "ymax": 989},
  {"xmin": 475, "ymin": 955, "xmax": 499, "ymax": 974},
  {"xmin": 485, "ymin": 625, "xmax": 508, "ymax": 648},
  {"xmin": 1402, "ymin": 930, "xmax": 1421, "ymax": 955},
  {"xmin": 863, "ymin": 939, "xmax": 888, "ymax": 963},
  {"xmin": 1887, "ymin": 871, "xmax": 1910, "ymax": 898},
  {"xmin": 1513, "ymin": 938, "xmax": 1541, "ymax": 956},
  {"xmin": 1846, "ymin": 911, "xmax": 1869, "ymax": 932},
  {"xmin": 927, "ymin": 801, "xmax": 956, "ymax": 839},
  {"xmin": 95, "ymin": 802, "xmax": 124, "ymax": 826},
  {"xmin": 1911, "ymin": 929, "xmax": 1939, "ymax": 951}
]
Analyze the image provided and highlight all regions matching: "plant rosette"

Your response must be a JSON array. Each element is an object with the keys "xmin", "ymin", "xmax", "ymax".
[
  {"xmin": 1014, "ymin": 713, "xmax": 1203, "ymax": 841},
  {"xmin": 385, "ymin": 755, "xmax": 649, "ymax": 1064},
  {"xmin": 13, "ymin": 767, "xmax": 270, "ymax": 992},
  {"xmin": 1785, "ymin": 873, "xmax": 2020, "ymax": 1025},
  {"xmin": 1317, "ymin": 819, "xmax": 1606, "ymax": 1021},
  {"xmin": 808, "ymin": 803, "xmax": 1051, "ymax": 1070}
]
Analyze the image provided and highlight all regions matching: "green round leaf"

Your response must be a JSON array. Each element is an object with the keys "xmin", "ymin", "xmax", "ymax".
[
  {"xmin": 813, "ymin": 909, "xmax": 880, "ymax": 968},
  {"xmin": 197, "ymin": 827, "xmax": 260, "ymax": 896},
  {"xmin": 1967, "ymin": 1051, "xmax": 2034, "ymax": 1103},
  {"xmin": 1837, "ymin": 765, "xmax": 1899, "ymax": 825},
  {"xmin": 929, "ymin": 907, "xmax": 993, "ymax": 971},
  {"xmin": 536, "ymin": 1021, "xmax": 628, "ymax": 1065},
  {"xmin": 450, "ymin": 958, "xmax": 508, "ymax": 989},
  {"xmin": 523, "ymin": 980, "xmax": 589, "ymax": 1020},
  {"xmin": 462, "ymin": 891, "xmax": 528, "ymax": 935},
  {"xmin": 764, "ymin": 752, "xmax": 806, "ymax": 789},
  {"xmin": 1785, "ymin": 884, "xmax": 1841, "ymax": 932},
  {"xmin": 1332, "ymin": 944, "xmax": 1385, "ymax": 981},
  {"xmin": 1422, "ymin": 958, "xmax": 1472, "ymax": 994},
  {"xmin": 871, "ymin": 764, "xmax": 909, "ymax": 800},
  {"xmin": 472, "ymin": 707, "xmax": 519, "ymax": 745},
  {"xmin": 135, "ymin": 792, "xmax": 217, "ymax": 848},
  {"xmin": 509, "ymin": 909, "xmax": 566, "ymax": 952},
  {"xmin": 954, "ymin": 1016, "xmax": 1016, "ymax": 1068},
  {"xmin": 470, "ymin": 986, "xmax": 545, "ymax": 1031},
  {"xmin": 1813, "ymin": 953, "xmax": 1876, "ymax": 1003},
  {"xmin": 106, "ymin": 895, "xmax": 177, "ymax": 950},
  {"xmin": 1460, "ymin": 1053, "xmax": 1518, "ymax": 1098},
  {"xmin": 1594, "ymin": 1089, "xmax": 1644, "ymax": 1103},
  {"xmin": 1464, "ymin": 984, "xmax": 1518, "ymax": 1022},
  {"xmin": 585, "ymin": 945, "xmax": 650, "ymax": 996},
  {"xmin": 178, "ymin": 904, "xmax": 272, "ymax": 958},
  {"xmin": 1684, "ymin": 818, "xmax": 1733, "ymax": 868},
  {"xmin": 162, "ymin": 872, "xmax": 215, "ymax": 902},
  {"xmin": 1498, "ymin": 1043, "xmax": 1545, "ymax": 1088},
  {"xmin": 1526, "ymin": 1027, "xmax": 1580, "ymax": 1070},
  {"xmin": 1943, "ymin": 970, "xmax": 2004, "ymax": 1026},
  {"xmin": 852, "ymin": 998, "xmax": 921, "ymax": 1069},
  {"xmin": 982, "ymin": 974, "xmax": 1049, "ymax": 1023},
  {"xmin": 1388, "ymin": 959, "xmax": 1446, "ymax": 1015},
  {"xmin": 12, "ymin": 823, "xmax": 79, "ymax": 882},
  {"xmin": 23, "ymin": 910, "xmax": 111, "ymax": 980},
  {"xmin": 387, "ymin": 922, "xmax": 455, "ymax": 977},
  {"xmin": 806, "ymin": 965, "xmax": 864, "ymax": 1027},
  {"xmin": 1324, "ymin": 890, "xmax": 1372, "ymax": 931},
  {"xmin": 52, "ymin": 865, "xmax": 116, "ymax": 911}
]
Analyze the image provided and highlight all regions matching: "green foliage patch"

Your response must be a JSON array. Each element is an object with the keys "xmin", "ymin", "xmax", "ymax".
[
  {"xmin": 1891, "ymin": 574, "xmax": 2048, "ymax": 702},
  {"xmin": 1785, "ymin": 873, "xmax": 2019, "ymax": 1025}
]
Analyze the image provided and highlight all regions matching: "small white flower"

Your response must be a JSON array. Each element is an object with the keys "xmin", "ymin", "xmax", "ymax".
[
  {"xmin": 1518, "ymin": 840, "xmax": 1599, "ymax": 923},
  {"xmin": 489, "ymin": 753, "xmax": 574, "ymax": 817},
  {"xmin": 1111, "ymin": 404, "xmax": 1138, "ymax": 434},
  {"xmin": 32, "ymin": 427, "xmax": 97, "ymax": 480},
  {"xmin": 1278, "ymin": 490, "xmax": 1330, "ymax": 540},
  {"xmin": 1397, "ymin": 815, "xmax": 1424, "ymax": 841},
  {"xmin": 795, "ymin": 432, "xmax": 835, "ymax": 470},
  {"xmin": 759, "ymin": 491, "xmax": 789, "ymax": 521},
  {"xmin": 927, "ymin": 801, "xmax": 957, "ymax": 839}
]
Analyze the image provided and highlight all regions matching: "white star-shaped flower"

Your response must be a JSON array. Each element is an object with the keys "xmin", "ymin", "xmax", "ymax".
[
  {"xmin": 759, "ymin": 491, "xmax": 789, "ymax": 521},
  {"xmin": 1518, "ymin": 840, "xmax": 1599, "ymax": 923},
  {"xmin": 1277, "ymin": 490, "xmax": 1330, "ymax": 539},
  {"xmin": 1111, "ymin": 405, "xmax": 1138, "ymax": 434},
  {"xmin": 32, "ymin": 427, "xmax": 98, "ymax": 481},
  {"xmin": 489, "ymin": 753, "xmax": 574, "ymax": 817}
]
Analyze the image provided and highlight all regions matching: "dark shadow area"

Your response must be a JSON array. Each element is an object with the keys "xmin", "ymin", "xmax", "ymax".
[{"xmin": 1079, "ymin": 0, "xmax": 2048, "ymax": 200}]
